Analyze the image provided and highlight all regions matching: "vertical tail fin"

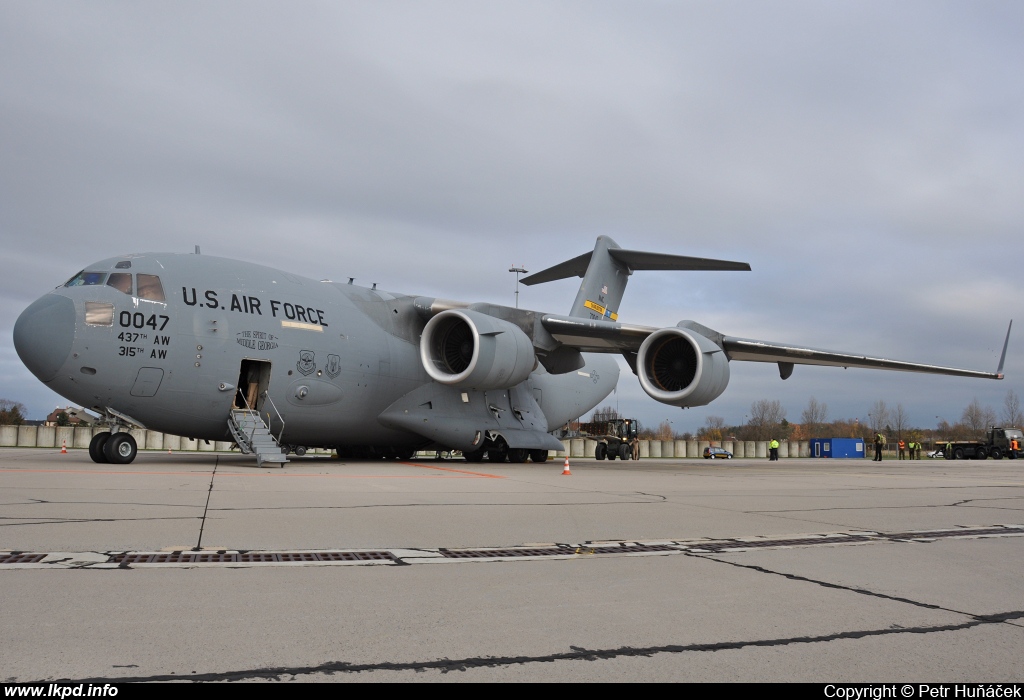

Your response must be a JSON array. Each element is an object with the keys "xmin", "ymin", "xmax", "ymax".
[
  {"xmin": 520, "ymin": 236, "xmax": 750, "ymax": 320},
  {"xmin": 567, "ymin": 236, "xmax": 630, "ymax": 320}
]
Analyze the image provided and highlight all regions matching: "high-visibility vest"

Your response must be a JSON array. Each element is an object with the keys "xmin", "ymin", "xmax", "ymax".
[{"xmin": 899, "ymin": 441, "xmax": 905, "ymax": 449}]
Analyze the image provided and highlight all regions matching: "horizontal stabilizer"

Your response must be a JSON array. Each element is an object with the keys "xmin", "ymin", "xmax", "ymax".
[{"xmin": 521, "ymin": 248, "xmax": 750, "ymax": 286}]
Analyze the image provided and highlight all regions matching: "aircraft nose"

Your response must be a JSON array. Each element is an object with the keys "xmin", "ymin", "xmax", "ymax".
[{"xmin": 13, "ymin": 294, "xmax": 76, "ymax": 383}]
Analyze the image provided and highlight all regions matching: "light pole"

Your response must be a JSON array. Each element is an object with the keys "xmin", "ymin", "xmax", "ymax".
[{"xmin": 509, "ymin": 266, "xmax": 528, "ymax": 308}]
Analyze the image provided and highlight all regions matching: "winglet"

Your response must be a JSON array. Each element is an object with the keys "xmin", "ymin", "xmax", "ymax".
[{"xmin": 996, "ymin": 320, "xmax": 1012, "ymax": 379}]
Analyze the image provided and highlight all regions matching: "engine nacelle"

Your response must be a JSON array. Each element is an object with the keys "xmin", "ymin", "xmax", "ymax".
[
  {"xmin": 420, "ymin": 309, "xmax": 536, "ymax": 390},
  {"xmin": 637, "ymin": 327, "xmax": 730, "ymax": 408}
]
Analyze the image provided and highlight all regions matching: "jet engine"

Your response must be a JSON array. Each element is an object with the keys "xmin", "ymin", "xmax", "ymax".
[
  {"xmin": 636, "ymin": 327, "xmax": 730, "ymax": 408},
  {"xmin": 420, "ymin": 309, "xmax": 536, "ymax": 390}
]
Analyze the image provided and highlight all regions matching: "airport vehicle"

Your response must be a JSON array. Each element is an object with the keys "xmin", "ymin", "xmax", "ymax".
[
  {"xmin": 576, "ymin": 418, "xmax": 639, "ymax": 460},
  {"xmin": 704, "ymin": 446, "xmax": 733, "ymax": 459},
  {"xmin": 941, "ymin": 427, "xmax": 1024, "ymax": 460},
  {"xmin": 13, "ymin": 236, "xmax": 1009, "ymax": 466}
]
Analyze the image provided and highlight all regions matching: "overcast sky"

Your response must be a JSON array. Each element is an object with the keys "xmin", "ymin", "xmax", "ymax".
[{"xmin": 2, "ymin": 1, "xmax": 1022, "ymax": 432}]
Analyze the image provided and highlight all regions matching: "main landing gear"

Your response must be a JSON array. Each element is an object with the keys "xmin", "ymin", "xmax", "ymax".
[{"xmin": 88, "ymin": 431, "xmax": 138, "ymax": 465}]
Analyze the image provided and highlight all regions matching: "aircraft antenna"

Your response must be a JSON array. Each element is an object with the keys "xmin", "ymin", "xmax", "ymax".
[
  {"xmin": 194, "ymin": 245, "xmax": 201, "ymax": 254},
  {"xmin": 509, "ymin": 266, "xmax": 528, "ymax": 308}
]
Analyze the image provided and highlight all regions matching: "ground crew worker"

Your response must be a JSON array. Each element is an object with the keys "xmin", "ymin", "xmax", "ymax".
[
  {"xmin": 907, "ymin": 440, "xmax": 915, "ymax": 460},
  {"xmin": 915, "ymin": 441, "xmax": 922, "ymax": 460},
  {"xmin": 945, "ymin": 440, "xmax": 953, "ymax": 459},
  {"xmin": 1011, "ymin": 438, "xmax": 1019, "ymax": 460},
  {"xmin": 898, "ymin": 440, "xmax": 906, "ymax": 459},
  {"xmin": 874, "ymin": 433, "xmax": 884, "ymax": 461},
  {"xmin": 631, "ymin": 436, "xmax": 639, "ymax": 460},
  {"xmin": 769, "ymin": 438, "xmax": 780, "ymax": 461}
]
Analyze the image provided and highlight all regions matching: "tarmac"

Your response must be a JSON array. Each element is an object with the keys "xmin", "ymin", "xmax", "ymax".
[{"xmin": 1, "ymin": 446, "xmax": 1022, "ymax": 683}]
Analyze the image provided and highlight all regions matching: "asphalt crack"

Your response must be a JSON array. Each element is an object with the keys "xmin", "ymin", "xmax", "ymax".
[{"xmin": 45, "ymin": 609, "xmax": 1024, "ymax": 683}]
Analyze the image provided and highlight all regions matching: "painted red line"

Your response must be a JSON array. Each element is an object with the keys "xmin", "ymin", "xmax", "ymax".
[
  {"xmin": 0, "ymin": 467, "xmax": 494, "ymax": 479},
  {"xmin": 399, "ymin": 462, "xmax": 506, "ymax": 479}
]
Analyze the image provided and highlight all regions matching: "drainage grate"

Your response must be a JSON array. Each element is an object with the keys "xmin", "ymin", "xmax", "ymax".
[
  {"xmin": 687, "ymin": 535, "xmax": 873, "ymax": 552},
  {"xmin": 881, "ymin": 526, "xmax": 1024, "ymax": 541},
  {"xmin": 442, "ymin": 547, "xmax": 570, "ymax": 559},
  {"xmin": 109, "ymin": 550, "xmax": 397, "ymax": 565},
  {"xmin": 441, "ymin": 543, "xmax": 680, "ymax": 559},
  {"xmin": 0, "ymin": 552, "xmax": 47, "ymax": 564}
]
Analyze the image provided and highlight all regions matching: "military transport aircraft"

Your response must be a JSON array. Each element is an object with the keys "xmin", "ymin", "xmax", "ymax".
[{"xmin": 13, "ymin": 236, "xmax": 1009, "ymax": 466}]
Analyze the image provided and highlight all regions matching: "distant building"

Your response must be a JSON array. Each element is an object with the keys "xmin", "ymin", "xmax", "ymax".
[{"xmin": 45, "ymin": 406, "xmax": 94, "ymax": 427}]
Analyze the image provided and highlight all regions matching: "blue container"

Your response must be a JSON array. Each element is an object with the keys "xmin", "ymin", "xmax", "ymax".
[{"xmin": 810, "ymin": 438, "xmax": 865, "ymax": 458}]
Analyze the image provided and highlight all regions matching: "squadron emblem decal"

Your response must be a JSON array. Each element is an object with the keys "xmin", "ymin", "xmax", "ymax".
[
  {"xmin": 325, "ymin": 354, "xmax": 341, "ymax": 379},
  {"xmin": 296, "ymin": 350, "xmax": 316, "ymax": 376}
]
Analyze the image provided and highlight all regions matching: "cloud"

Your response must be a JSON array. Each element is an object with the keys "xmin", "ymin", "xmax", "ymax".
[{"xmin": 2, "ymin": 1, "xmax": 1021, "ymax": 426}]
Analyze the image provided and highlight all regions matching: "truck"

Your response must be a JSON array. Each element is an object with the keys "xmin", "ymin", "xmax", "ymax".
[
  {"xmin": 941, "ymin": 427, "xmax": 1023, "ymax": 460},
  {"xmin": 576, "ymin": 418, "xmax": 640, "ymax": 460}
]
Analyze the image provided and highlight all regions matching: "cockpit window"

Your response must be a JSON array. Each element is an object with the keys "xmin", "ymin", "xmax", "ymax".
[
  {"xmin": 136, "ymin": 274, "xmax": 165, "ymax": 301},
  {"xmin": 106, "ymin": 273, "xmax": 132, "ymax": 295},
  {"xmin": 84, "ymin": 302, "xmax": 114, "ymax": 326},
  {"xmin": 114, "ymin": 261, "xmax": 132, "ymax": 269},
  {"xmin": 65, "ymin": 271, "xmax": 107, "ymax": 287}
]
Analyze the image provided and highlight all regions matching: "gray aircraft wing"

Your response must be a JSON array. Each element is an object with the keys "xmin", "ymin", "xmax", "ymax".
[{"xmin": 540, "ymin": 314, "xmax": 1009, "ymax": 380}]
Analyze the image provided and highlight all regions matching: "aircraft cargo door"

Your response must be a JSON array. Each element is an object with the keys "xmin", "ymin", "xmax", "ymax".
[{"xmin": 234, "ymin": 359, "xmax": 272, "ymax": 412}]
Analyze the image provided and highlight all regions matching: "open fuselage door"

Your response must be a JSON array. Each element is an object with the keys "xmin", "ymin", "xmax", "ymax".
[{"xmin": 228, "ymin": 359, "xmax": 287, "ymax": 467}]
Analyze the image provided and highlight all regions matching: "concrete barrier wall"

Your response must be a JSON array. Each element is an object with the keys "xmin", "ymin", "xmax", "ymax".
[
  {"xmin": 55, "ymin": 426, "xmax": 75, "ymax": 449},
  {"xmin": 39, "ymin": 426, "xmax": 57, "ymax": 448},
  {"xmin": 17, "ymin": 426, "xmax": 37, "ymax": 447},
  {"xmin": 3, "ymin": 428, "xmax": 827, "ymax": 458},
  {"xmin": 0, "ymin": 425, "xmax": 16, "ymax": 447},
  {"xmin": 73, "ymin": 427, "xmax": 92, "ymax": 448}
]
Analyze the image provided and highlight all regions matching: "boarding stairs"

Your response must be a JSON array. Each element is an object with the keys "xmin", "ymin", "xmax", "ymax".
[{"xmin": 228, "ymin": 409, "xmax": 288, "ymax": 468}]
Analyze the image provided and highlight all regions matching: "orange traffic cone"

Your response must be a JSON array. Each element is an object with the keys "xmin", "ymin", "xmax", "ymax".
[
  {"xmin": 61, "ymin": 440, "xmax": 67, "ymax": 454},
  {"xmin": 562, "ymin": 456, "xmax": 571, "ymax": 476}
]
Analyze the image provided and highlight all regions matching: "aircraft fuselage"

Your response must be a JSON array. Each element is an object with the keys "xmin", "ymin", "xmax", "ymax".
[{"xmin": 14, "ymin": 253, "xmax": 618, "ymax": 452}]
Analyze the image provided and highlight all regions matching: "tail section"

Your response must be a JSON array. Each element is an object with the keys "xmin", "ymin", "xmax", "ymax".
[{"xmin": 521, "ymin": 235, "xmax": 751, "ymax": 320}]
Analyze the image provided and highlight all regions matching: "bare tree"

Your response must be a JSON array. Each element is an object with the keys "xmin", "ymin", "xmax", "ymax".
[
  {"xmin": 700, "ymin": 415, "xmax": 726, "ymax": 442},
  {"xmin": 961, "ymin": 398, "xmax": 997, "ymax": 438},
  {"xmin": 800, "ymin": 397, "xmax": 828, "ymax": 438},
  {"xmin": 868, "ymin": 400, "xmax": 890, "ymax": 435},
  {"xmin": 891, "ymin": 403, "xmax": 910, "ymax": 440},
  {"xmin": 654, "ymin": 420, "xmax": 673, "ymax": 440},
  {"xmin": 1003, "ymin": 390, "xmax": 1023, "ymax": 427},
  {"xmin": 748, "ymin": 399, "xmax": 786, "ymax": 441},
  {"xmin": 591, "ymin": 405, "xmax": 619, "ymax": 422}
]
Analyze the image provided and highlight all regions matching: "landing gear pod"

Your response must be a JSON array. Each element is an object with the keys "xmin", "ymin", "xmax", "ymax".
[
  {"xmin": 637, "ymin": 327, "xmax": 730, "ymax": 408},
  {"xmin": 420, "ymin": 309, "xmax": 536, "ymax": 390}
]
